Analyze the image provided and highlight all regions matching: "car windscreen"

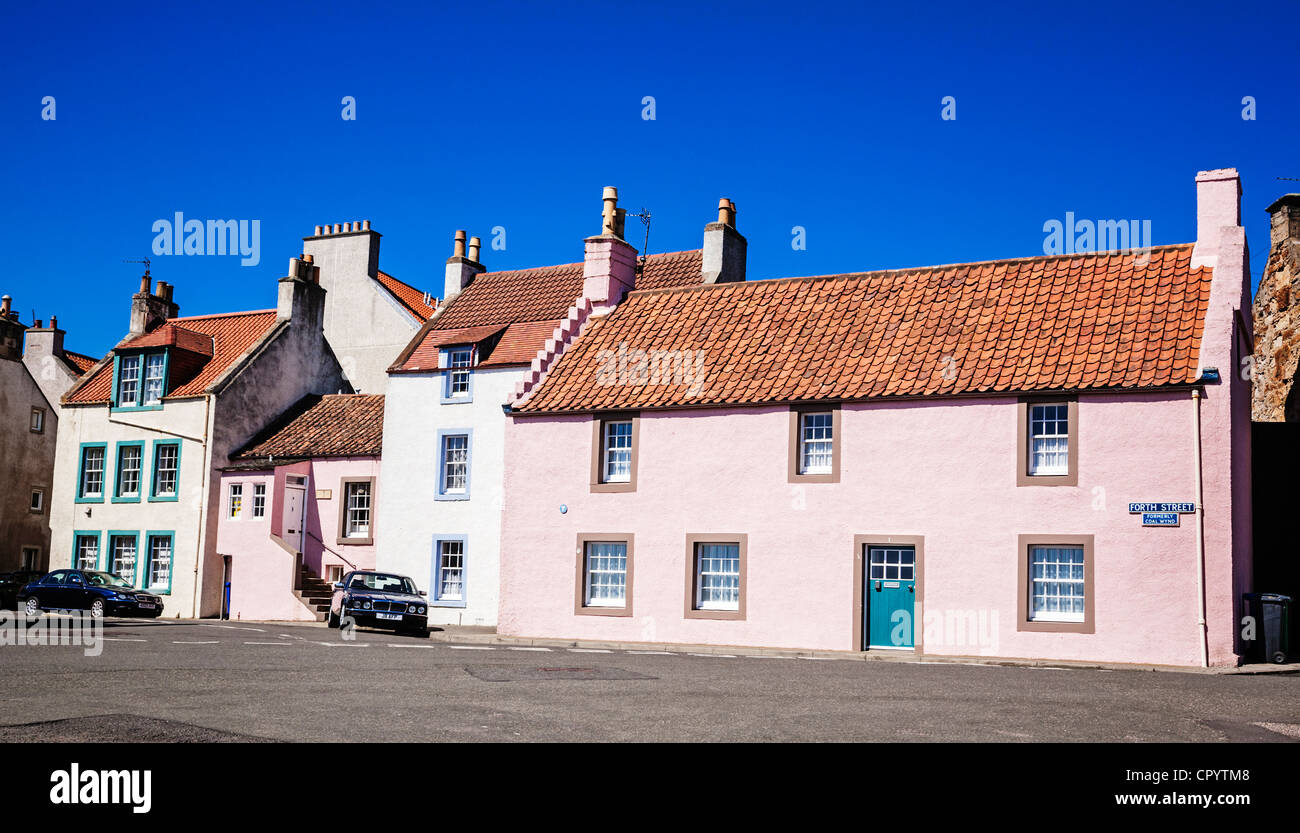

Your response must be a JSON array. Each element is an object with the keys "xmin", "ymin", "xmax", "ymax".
[
  {"xmin": 85, "ymin": 572, "xmax": 133, "ymax": 588},
  {"xmin": 348, "ymin": 573, "xmax": 416, "ymax": 594}
]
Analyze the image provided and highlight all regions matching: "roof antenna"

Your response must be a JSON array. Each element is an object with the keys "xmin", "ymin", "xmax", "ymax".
[
  {"xmin": 124, "ymin": 257, "xmax": 152, "ymax": 278},
  {"xmin": 628, "ymin": 207, "xmax": 652, "ymax": 276},
  {"xmin": 1277, "ymin": 177, "xmax": 1300, "ymax": 182}
]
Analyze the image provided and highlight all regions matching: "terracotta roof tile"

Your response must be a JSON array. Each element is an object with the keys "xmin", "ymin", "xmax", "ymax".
[
  {"xmin": 393, "ymin": 249, "xmax": 705, "ymax": 373},
  {"xmin": 517, "ymin": 244, "xmax": 1213, "ymax": 413},
  {"xmin": 61, "ymin": 350, "xmax": 99, "ymax": 376},
  {"xmin": 232, "ymin": 394, "xmax": 383, "ymax": 461},
  {"xmin": 64, "ymin": 310, "xmax": 279, "ymax": 404},
  {"xmin": 376, "ymin": 270, "xmax": 437, "ymax": 321},
  {"xmin": 396, "ymin": 324, "xmax": 507, "ymax": 373}
]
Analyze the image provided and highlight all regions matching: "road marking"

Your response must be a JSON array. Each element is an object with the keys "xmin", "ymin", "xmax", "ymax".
[
  {"xmin": 103, "ymin": 637, "xmax": 146, "ymax": 642},
  {"xmin": 568, "ymin": 648, "xmax": 612, "ymax": 653},
  {"xmin": 202, "ymin": 624, "xmax": 266, "ymax": 632},
  {"xmin": 627, "ymin": 650, "xmax": 674, "ymax": 655},
  {"xmin": 244, "ymin": 641, "xmax": 292, "ymax": 646},
  {"xmin": 744, "ymin": 655, "xmax": 794, "ymax": 659},
  {"xmin": 313, "ymin": 641, "xmax": 370, "ymax": 647},
  {"xmin": 507, "ymin": 646, "xmax": 553, "ymax": 652},
  {"xmin": 448, "ymin": 645, "xmax": 494, "ymax": 650},
  {"xmin": 386, "ymin": 643, "xmax": 434, "ymax": 649},
  {"xmin": 688, "ymin": 653, "xmax": 736, "ymax": 658},
  {"xmin": 172, "ymin": 640, "xmax": 219, "ymax": 645},
  {"xmin": 797, "ymin": 656, "xmax": 836, "ymax": 661},
  {"xmin": 277, "ymin": 633, "xmax": 307, "ymax": 641}
]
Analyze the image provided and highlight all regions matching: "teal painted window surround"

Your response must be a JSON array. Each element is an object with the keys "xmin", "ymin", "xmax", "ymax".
[
  {"xmin": 76, "ymin": 443, "xmax": 108, "ymax": 503},
  {"xmin": 113, "ymin": 441, "xmax": 145, "ymax": 503},
  {"xmin": 72, "ymin": 531, "xmax": 103, "ymax": 571},
  {"xmin": 111, "ymin": 349, "xmax": 169, "ymax": 412},
  {"xmin": 143, "ymin": 531, "xmax": 175, "ymax": 595},
  {"xmin": 106, "ymin": 530, "xmax": 141, "ymax": 586},
  {"xmin": 148, "ymin": 439, "xmax": 182, "ymax": 502}
]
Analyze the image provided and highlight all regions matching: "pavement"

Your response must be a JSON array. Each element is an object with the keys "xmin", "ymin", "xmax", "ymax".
[{"xmin": 1, "ymin": 616, "xmax": 1297, "ymax": 742}]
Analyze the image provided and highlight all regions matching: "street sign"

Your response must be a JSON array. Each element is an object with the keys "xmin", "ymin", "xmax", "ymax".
[
  {"xmin": 1142, "ymin": 513, "xmax": 1180, "ymax": 527},
  {"xmin": 1128, "ymin": 502, "xmax": 1195, "ymax": 514}
]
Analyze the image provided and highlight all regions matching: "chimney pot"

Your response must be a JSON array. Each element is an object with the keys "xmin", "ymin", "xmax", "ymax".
[
  {"xmin": 139, "ymin": 275, "xmax": 151, "ymax": 295},
  {"xmin": 315, "ymin": 225, "xmax": 323, "ymax": 236},
  {"xmin": 50, "ymin": 315, "xmax": 57, "ymax": 330},
  {"xmin": 452, "ymin": 230, "xmax": 467, "ymax": 259},
  {"xmin": 468, "ymin": 236, "xmax": 482, "ymax": 262},
  {"xmin": 34, "ymin": 319, "xmax": 42, "ymax": 329},
  {"xmin": 601, "ymin": 186, "xmax": 620, "ymax": 237},
  {"xmin": 362, "ymin": 220, "xmax": 371, "ymax": 231},
  {"xmin": 1266, "ymin": 194, "xmax": 1300, "ymax": 249},
  {"xmin": 0, "ymin": 295, "xmax": 9, "ymax": 316},
  {"xmin": 302, "ymin": 253, "xmax": 314, "ymax": 264},
  {"xmin": 333, "ymin": 224, "xmax": 342, "ymax": 234}
]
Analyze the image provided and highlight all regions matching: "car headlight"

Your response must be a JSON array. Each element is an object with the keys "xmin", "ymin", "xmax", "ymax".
[
  {"xmin": 407, "ymin": 604, "xmax": 417, "ymax": 613},
  {"xmin": 418, "ymin": 606, "xmax": 426, "ymax": 614},
  {"xmin": 362, "ymin": 600, "xmax": 371, "ymax": 610}
]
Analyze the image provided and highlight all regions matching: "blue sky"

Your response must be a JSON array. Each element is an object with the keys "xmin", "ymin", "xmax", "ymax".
[{"xmin": 2, "ymin": 0, "xmax": 1295, "ymax": 357}]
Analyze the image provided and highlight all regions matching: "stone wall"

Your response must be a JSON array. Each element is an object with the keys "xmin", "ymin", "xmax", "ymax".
[{"xmin": 1251, "ymin": 194, "xmax": 1300, "ymax": 421}]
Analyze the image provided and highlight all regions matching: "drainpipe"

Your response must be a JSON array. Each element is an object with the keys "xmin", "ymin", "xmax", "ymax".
[
  {"xmin": 191, "ymin": 395, "xmax": 212, "ymax": 618},
  {"xmin": 1192, "ymin": 388, "xmax": 1209, "ymax": 668}
]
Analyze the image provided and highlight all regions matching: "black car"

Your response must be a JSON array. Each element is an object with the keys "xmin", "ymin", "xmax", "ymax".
[
  {"xmin": 328, "ymin": 571, "xmax": 427, "ymax": 636},
  {"xmin": 19, "ymin": 570, "xmax": 164, "ymax": 619},
  {"xmin": 0, "ymin": 571, "xmax": 45, "ymax": 610}
]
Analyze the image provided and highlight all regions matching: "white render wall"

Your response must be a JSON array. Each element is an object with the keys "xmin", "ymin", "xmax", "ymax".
[
  {"xmin": 50, "ymin": 397, "xmax": 211, "ymax": 617},
  {"xmin": 377, "ymin": 365, "xmax": 521, "ymax": 626}
]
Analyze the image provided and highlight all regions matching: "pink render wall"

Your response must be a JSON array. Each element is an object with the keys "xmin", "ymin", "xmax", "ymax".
[
  {"xmin": 216, "ymin": 457, "xmax": 380, "ymax": 622},
  {"xmin": 500, "ymin": 390, "xmax": 1247, "ymax": 666}
]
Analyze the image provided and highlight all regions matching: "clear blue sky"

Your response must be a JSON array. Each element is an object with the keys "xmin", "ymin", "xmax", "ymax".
[{"xmin": 2, "ymin": 0, "xmax": 1295, "ymax": 357}]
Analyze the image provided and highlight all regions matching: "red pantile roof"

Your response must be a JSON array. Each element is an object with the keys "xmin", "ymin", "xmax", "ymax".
[
  {"xmin": 64, "ymin": 310, "xmax": 279, "ymax": 404},
  {"xmin": 516, "ymin": 245, "xmax": 1213, "ymax": 413},
  {"xmin": 119, "ymin": 322, "xmax": 214, "ymax": 356},
  {"xmin": 396, "ymin": 324, "xmax": 507, "ymax": 373},
  {"xmin": 376, "ymin": 270, "xmax": 437, "ymax": 321},
  {"xmin": 61, "ymin": 350, "xmax": 99, "ymax": 376},
  {"xmin": 232, "ymin": 394, "xmax": 384, "ymax": 461},
  {"xmin": 392, "ymin": 249, "xmax": 705, "ymax": 373},
  {"xmin": 480, "ymin": 320, "xmax": 562, "ymax": 367}
]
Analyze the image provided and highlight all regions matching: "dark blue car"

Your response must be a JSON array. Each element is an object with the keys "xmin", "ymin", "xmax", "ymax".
[
  {"xmin": 328, "ymin": 571, "xmax": 427, "ymax": 636},
  {"xmin": 20, "ymin": 569, "xmax": 164, "ymax": 619}
]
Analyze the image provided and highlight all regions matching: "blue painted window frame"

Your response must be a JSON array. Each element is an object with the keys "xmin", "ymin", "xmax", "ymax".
[
  {"xmin": 72, "ymin": 530, "xmax": 103, "ymax": 571},
  {"xmin": 112, "ymin": 441, "xmax": 146, "ymax": 503},
  {"xmin": 143, "ymin": 530, "xmax": 175, "ymax": 595},
  {"xmin": 75, "ymin": 442, "xmax": 108, "ymax": 503},
  {"xmin": 105, "ymin": 530, "xmax": 141, "ymax": 586},
  {"xmin": 438, "ymin": 346, "xmax": 475, "ymax": 404},
  {"xmin": 148, "ymin": 439, "xmax": 182, "ymax": 502},
  {"xmin": 430, "ymin": 534, "xmax": 468, "ymax": 608},
  {"xmin": 435, "ymin": 429, "xmax": 473, "ymax": 501},
  {"xmin": 111, "ymin": 349, "xmax": 169, "ymax": 412}
]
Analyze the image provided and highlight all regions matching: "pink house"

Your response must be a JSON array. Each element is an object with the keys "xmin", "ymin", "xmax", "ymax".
[
  {"xmin": 499, "ymin": 169, "xmax": 1254, "ymax": 668},
  {"xmin": 216, "ymin": 394, "xmax": 384, "ymax": 621}
]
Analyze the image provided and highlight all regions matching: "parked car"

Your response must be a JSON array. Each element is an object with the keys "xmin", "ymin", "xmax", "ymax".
[
  {"xmin": 0, "ymin": 571, "xmax": 45, "ymax": 610},
  {"xmin": 19, "ymin": 570, "xmax": 164, "ymax": 619},
  {"xmin": 328, "ymin": 571, "xmax": 427, "ymax": 636}
]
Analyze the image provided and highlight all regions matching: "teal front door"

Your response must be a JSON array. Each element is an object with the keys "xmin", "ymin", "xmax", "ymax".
[{"xmin": 866, "ymin": 546, "xmax": 916, "ymax": 649}]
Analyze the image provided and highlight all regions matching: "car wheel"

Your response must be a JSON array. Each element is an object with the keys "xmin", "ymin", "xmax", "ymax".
[
  {"xmin": 24, "ymin": 597, "xmax": 40, "ymax": 617},
  {"xmin": 327, "ymin": 607, "xmax": 339, "ymax": 628},
  {"xmin": 89, "ymin": 599, "xmax": 104, "ymax": 619},
  {"xmin": 1272, "ymin": 651, "xmax": 1287, "ymax": 664}
]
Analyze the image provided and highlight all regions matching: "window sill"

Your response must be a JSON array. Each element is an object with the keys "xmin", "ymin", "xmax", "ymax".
[
  {"xmin": 111, "ymin": 404, "xmax": 165, "ymax": 414},
  {"xmin": 590, "ymin": 481, "xmax": 636, "ymax": 494},
  {"xmin": 577, "ymin": 604, "xmax": 632, "ymax": 617},
  {"xmin": 75, "ymin": 496, "xmax": 105, "ymax": 504},
  {"xmin": 1017, "ymin": 619, "xmax": 1093, "ymax": 634},
  {"xmin": 147, "ymin": 495, "xmax": 180, "ymax": 503},
  {"xmin": 111, "ymin": 496, "xmax": 142, "ymax": 504},
  {"xmin": 335, "ymin": 536, "xmax": 374, "ymax": 547},
  {"xmin": 1016, "ymin": 472, "xmax": 1078, "ymax": 487},
  {"xmin": 685, "ymin": 607, "xmax": 745, "ymax": 621},
  {"xmin": 429, "ymin": 599, "xmax": 467, "ymax": 609},
  {"xmin": 434, "ymin": 493, "xmax": 471, "ymax": 502}
]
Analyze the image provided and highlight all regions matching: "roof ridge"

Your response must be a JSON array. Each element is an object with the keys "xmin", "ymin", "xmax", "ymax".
[
  {"xmin": 169, "ymin": 309, "xmax": 277, "ymax": 322},
  {"xmin": 478, "ymin": 247, "xmax": 701, "ymax": 277},
  {"xmin": 620, "ymin": 243, "xmax": 1200, "ymax": 299}
]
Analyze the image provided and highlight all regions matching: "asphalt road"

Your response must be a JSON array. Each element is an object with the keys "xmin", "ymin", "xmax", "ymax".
[{"xmin": 1, "ymin": 617, "xmax": 1297, "ymax": 742}]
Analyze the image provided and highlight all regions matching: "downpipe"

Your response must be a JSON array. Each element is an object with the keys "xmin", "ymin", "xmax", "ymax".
[{"xmin": 1192, "ymin": 388, "xmax": 1208, "ymax": 669}]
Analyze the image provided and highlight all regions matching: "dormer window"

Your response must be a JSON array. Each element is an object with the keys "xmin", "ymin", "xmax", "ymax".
[
  {"xmin": 440, "ymin": 346, "xmax": 474, "ymax": 403},
  {"xmin": 116, "ymin": 351, "xmax": 167, "ymax": 409}
]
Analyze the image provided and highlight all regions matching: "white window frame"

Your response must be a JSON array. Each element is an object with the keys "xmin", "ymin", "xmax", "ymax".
[
  {"xmin": 1028, "ymin": 545, "xmax": 1086, "ymax": 623},
  {"xmin": 153, "ymin": 443, "xmax": 179, "ymax": 498},
  {"xmin": 146, "ymin": 534, "xmax": 172, "ymax": 591},
  {"xmin": 75, "ymin": 535, "xmax": 99, "ymax": 571},
  {"xmin": 602, "ymin": 420, "xmax": 633, "ymax": 483},
  {"xmin": 343, "ymin": 482, "xmax": 371, "ymax": 538},
  {"xmin": 583, "ymin": 541, "xmax": 628, "ymax": 608},
  {"xmin": 252, "ymin": 483, "xmax": 266, "ymax": 518},
  {"xmin": 447, "ymin": 347, "xmax": 473, "ymax": 399},
  {"xmin": 437, "ymin": 540, "xmax": 465, "ymax": 602},
  {"xmin": 694, "ymin": 542, "xmax": 741, "ymax": 611},
  {"xmin": 109, "ymin": 535, "xmax": 137, "ymax": 585},
  {"xmin": 142, "ymin": 352, "xmax": 166, "ymax": 405},
  {"xmin": 80, "ymin": 447, "xmax": 105, "ymax": 499},
  {"xmin": 228, "ymin": 483, "xmax": 243, "ymax": 519},
  {"xmin": 30, "ymin": 489, "xmax": 44, "ymax": 513},
  {"xmin": 117, "ymin": 444, "xmax": 142, "ymax": 498},
  {"xmin": 29, "ymin": 407, "xmax": 44, "ymax": 433},
  {"xmin": 117, "ymin": 354, "xmax": 142, "ymax": 407},
  {"xmin": 799, "ymin": 412, "xmax": 834, "ymax": 475},
  {"xmin": 1028, "ymin": 403, "xmax": 1069, "ymax": 476},
  {"xmin": 441, "ymin": 435, "xmax": 469, "ymax": 495}
]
